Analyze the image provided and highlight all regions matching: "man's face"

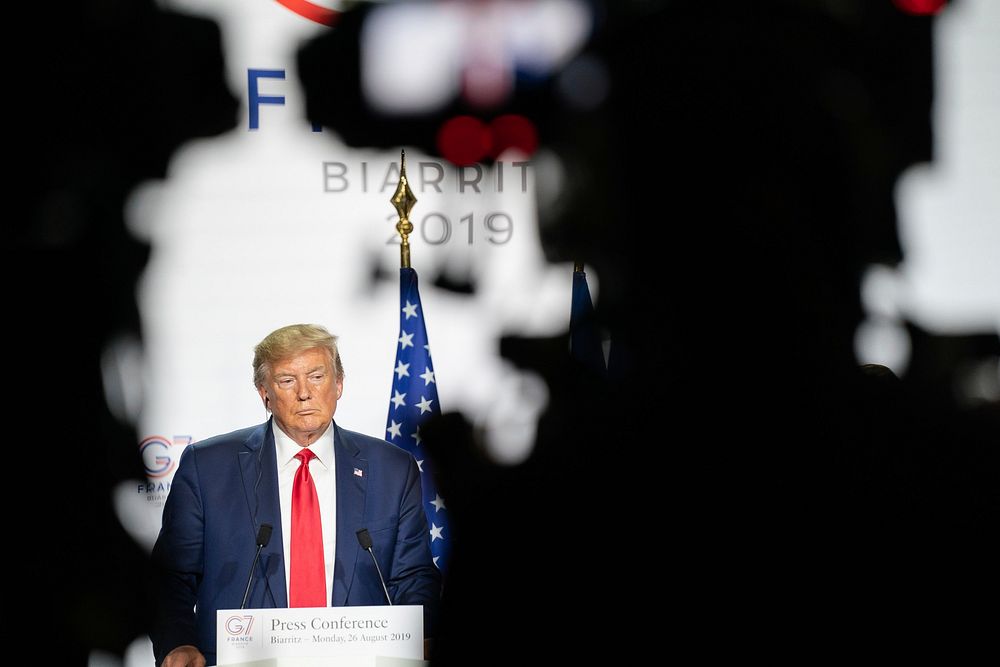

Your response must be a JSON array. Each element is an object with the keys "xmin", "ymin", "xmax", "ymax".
[{"xmin": 258, "ymin": 347, "xmax": 343, "ymax": 446}]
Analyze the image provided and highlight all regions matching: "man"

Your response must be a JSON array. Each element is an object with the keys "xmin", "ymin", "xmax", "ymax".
[{"xmin": 151, "ymin": 324, "xmax": 441, "ymax": 667}]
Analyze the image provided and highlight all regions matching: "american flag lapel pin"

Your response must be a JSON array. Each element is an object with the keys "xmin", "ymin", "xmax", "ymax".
[{"xmin": 353, "ymin": 467, "xmax": 364, "ymax": 478}]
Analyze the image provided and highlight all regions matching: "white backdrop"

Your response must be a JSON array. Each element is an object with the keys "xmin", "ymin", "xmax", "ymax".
[{"xmin": 118, "ymin": 0, "xmax": 568, "ymax": 554}]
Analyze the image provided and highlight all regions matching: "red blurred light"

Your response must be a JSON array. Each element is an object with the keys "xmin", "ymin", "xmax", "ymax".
[
  {"xmin": 891, "ymin": 0, "xmax": 946, "ymax": 15},
  {"xmin": 437, "ymin": 114, "xmax": 539, "ymax": 166},
  {"xmin": 437, "ymin": 116, "xmax": 492, "ymax": 166},
  {"xmin": 489, "ymin": 115, "xmax": 539, "ymax": 159}
]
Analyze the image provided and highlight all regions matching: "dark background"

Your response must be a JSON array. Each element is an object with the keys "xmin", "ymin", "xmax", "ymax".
[{"xmin": 15, "ymin": 1, "xmax": 997, "ymax": 663}]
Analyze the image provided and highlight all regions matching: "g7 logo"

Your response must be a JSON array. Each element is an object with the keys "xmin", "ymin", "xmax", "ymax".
[
  {"xmin": 139, "ymin": 435, "xmax": 193, "ymax": 478},
  {"xmin": 226, "ymin": 615, "xmax": 255, "ymax": 635}
]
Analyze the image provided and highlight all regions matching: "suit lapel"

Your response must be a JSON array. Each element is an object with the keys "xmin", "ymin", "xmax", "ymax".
[
  {"xmin": 333, "ymin": 423, "xmax": 367, "ymax": 606},
  {"xmin": 239, "ymin": 419, "xmax": 287, "ymax": 608}
]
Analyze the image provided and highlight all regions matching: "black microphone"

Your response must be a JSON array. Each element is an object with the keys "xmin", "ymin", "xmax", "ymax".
[
  {"xmin": 241, "ymin": 523, "xmax": 273, "ymax": 609},
  {"xmin": 356, "ymin": 528, "xmax": 392, "ymax": 605}
]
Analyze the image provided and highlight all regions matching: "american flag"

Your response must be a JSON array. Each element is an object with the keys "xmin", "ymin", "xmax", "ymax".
[
  {"xmin": 570, "ymin": 268, "xmax": 606, "ymax": 373},
  {"xmin": 385, "ymin": 267, "xmax": 450, "ymax": 572}
]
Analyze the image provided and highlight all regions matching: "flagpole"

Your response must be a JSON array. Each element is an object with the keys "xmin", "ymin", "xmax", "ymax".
[
  {"xmin": 391, "ymin": 149, "xmax": 417, "ymax": 269},
  {"xmin": 385, "ymin": 148, "xmax": 451, "ymax": 572}
]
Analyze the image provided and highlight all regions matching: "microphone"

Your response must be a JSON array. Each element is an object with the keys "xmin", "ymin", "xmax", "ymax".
[
  {"xmin": 241, "ymin": 523, "xmax": 273, "ymax": 609},
  {"xmin": 356, "ymin": 528, "xmax": 392, "ymax": 605}
]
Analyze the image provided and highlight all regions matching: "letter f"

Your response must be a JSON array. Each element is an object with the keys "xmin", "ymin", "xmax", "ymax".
[{"xmin": 248, "ymin": 69, "xmax": 286, "ymax": 130}]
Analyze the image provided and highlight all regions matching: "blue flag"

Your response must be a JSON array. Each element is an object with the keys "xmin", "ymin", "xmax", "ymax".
[
  {"xmin": 570, "ymin": 269, "xmax": 607, "ymax": 373},
  {"xmin": 385, "ymin": 267, "xmax": 450, "ymax": 572}
]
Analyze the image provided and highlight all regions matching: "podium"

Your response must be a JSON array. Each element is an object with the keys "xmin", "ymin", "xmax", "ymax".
[{"xmin": 217, "ymin": 605, "xmax": 426, "ymax": 667}]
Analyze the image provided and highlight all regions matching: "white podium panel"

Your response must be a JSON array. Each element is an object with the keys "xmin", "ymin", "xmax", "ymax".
[{"xmin": 217, "ymin": 605, "xmax": 424, "ymax": 666}]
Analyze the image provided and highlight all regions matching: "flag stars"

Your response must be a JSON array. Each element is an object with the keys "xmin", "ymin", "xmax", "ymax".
[
  {"xmin": 391, "ymin": 282, "xmax": 448, "ymax": 569},
  {"xmin": 430, "ymin": 494, "xmax": 446, "ymax": 512},
  {"xmin": 390, "ymin": 390, "xmax": 406, "ymax": 409},
  {"xmin": 429, "ymin": 523, "xmax": 444, "ymax": 542}
]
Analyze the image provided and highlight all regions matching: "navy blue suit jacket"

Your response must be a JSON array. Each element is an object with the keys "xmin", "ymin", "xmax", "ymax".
[{"xmin": 151, "ymin": 419, "xmax": 441, "ymax": 666}]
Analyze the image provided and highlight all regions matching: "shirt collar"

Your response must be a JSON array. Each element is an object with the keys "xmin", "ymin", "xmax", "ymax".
[{"xmin": 273, "ymin": 420, "xmax": 335, "ymax": 471}]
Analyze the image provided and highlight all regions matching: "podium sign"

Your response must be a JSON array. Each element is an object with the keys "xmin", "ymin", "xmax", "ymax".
[{"xmin": 217, "ymin": 605, "xmax": 423, "ymax": 666}]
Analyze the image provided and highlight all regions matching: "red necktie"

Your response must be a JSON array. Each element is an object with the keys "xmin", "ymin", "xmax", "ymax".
[{"xmin": 289, "ymin": 448, "xmax": 327, "ymax": 607}]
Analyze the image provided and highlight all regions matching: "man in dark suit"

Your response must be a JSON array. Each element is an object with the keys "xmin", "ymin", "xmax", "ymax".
[{"xmin": 152, "ymin": 324, "xmax": 441, "ymax": 667}]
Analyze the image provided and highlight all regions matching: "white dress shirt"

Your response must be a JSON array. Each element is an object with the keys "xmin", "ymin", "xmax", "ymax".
[{"xmin": 273, "ymin": 421, "xmax": 337, "ymax": 606}]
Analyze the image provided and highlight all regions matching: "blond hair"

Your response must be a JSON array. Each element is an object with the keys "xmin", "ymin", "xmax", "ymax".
[{"xmin": 252, "ymin": 323, "xmax": 344, "ymax": 387}]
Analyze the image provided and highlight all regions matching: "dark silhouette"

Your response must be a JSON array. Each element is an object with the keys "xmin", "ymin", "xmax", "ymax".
[
  {"xmin": 14, "ymin": 0, "xmax": 997, "ymax": 663},
  {"xmin": 298, "ymin": 1, "xmax": 997, "ymax": 661},
  {"xmin": 15, "ymin": 2, "xmax": 236, "ymax": 663}
]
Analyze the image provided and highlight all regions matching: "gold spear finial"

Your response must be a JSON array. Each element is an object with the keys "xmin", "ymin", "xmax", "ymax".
[{"xmin": 391, "ymin": 149, "xmax": 417, "ymax": 268}]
